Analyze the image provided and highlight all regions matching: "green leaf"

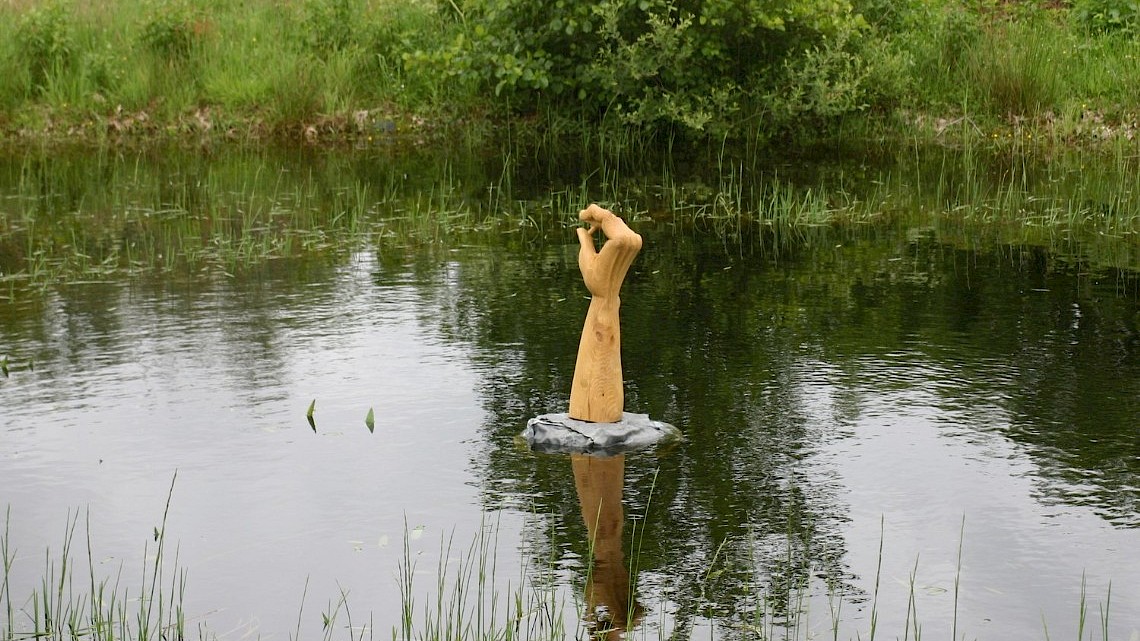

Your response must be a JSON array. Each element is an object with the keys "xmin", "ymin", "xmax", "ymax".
[
  {"xmin": 306, "ymin": 398, "xmax": 316, "ymax": 419},
  {"xmin": 365, "ymin": 407, "xmax": 375, "ymax": 432}
]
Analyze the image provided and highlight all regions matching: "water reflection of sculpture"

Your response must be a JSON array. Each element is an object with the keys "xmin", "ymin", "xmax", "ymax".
[{"xmin": 572, "ymin": 453, "xmax": 643, "ymax": 636}]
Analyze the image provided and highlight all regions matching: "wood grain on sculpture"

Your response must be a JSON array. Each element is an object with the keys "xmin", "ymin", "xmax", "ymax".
[
  {"xmin": 569, "ymin": 204, "xmax": 642, "ymax": 423},
  {"xmin": 521, "ymin": 204, "xmax": 679, "ymax": 454},
  {"xmin": 572, "ymin": 453, "xmax": 643, "ymax": 637}
]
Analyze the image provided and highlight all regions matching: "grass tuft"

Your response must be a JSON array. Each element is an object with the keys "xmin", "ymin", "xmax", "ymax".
[{"xmin": 1, "ymin": 474, "xmax": 183, "ymax": 641}]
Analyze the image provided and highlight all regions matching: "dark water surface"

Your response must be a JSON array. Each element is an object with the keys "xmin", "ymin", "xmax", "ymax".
[{"xmin": 1, "ymin": 146, "xmax": 1139, "ymax": 640}]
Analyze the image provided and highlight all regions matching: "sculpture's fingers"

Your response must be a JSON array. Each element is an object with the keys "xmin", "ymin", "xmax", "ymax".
[
  {"xmin": 576, "ymin": 226, "xmax": 597, "ymax": 255},
  {"xmin": 579, "ymin": 204, "xmax": 611, "ymax": 226},
  {"xmin": 598, "ymin": 213, "xmax": 639, "ymax": 246}
]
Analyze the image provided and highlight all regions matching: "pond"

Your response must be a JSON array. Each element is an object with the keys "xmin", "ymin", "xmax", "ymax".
[{"xmin": 1, "ymin": 143, "xmax": 1139, "ymax": 641}]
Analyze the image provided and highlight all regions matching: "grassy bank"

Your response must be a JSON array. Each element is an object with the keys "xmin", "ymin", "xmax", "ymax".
[
  {"xmin": 0, "ymin": 0, "xmax": 1138, "ymax": 148},
  {"xmin": 0, "ymin": 0, "xmax": 479, "ymax": 145}
]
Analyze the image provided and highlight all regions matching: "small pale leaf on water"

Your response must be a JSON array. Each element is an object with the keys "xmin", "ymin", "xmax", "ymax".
[
  {"xmin": 378, "ymin": 534, "xmax": 389, "ymax": 548},
  {"xmin": 365, "ymin": 407, "xmax": 375, "ymax": 433},
  {"xmin": 410, "ymin": 525, "xmax": 425, "ymax": 541}
]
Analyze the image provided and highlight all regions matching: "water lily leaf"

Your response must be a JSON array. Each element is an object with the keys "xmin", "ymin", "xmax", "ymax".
[{"xmin": 365, "ymin": 407, "xmax": 375, "ymax": 432}]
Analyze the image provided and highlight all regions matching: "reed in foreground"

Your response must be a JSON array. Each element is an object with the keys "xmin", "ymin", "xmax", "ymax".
[
  {"xmin": 1, "ymin": 476, "xmax": 184, "ymax": 641},
  {"xmin": 3, "ymin": 504, "xmax": 1124, "ymax": 641}
]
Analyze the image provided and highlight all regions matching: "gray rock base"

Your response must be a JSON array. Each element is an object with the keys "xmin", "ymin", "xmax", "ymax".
[{"xmin": 522, "ymin": 412, "xmax": 681, "ymax": 455}]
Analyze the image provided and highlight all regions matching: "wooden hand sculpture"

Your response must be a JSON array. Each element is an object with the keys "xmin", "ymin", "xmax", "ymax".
[{"xmin": 568, "ymin": 204, "xmax": 642, "ymax": 423}]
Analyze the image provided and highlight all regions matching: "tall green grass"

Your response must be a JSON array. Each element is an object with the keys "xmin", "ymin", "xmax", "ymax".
[
  {"xmin": 3, "ymin": 502, "xmax": 1123, "ymax": 641},
  {"xmin": 1, "ymin": 477, "xmax": 184, "ymax": 641},
  {"xmin": 0, "ymin": 0, "xmax": 477, "ymax": 139},
  {"xmin": 893, "ymin": 2, "xmax": 1140, "ymax": 140}
]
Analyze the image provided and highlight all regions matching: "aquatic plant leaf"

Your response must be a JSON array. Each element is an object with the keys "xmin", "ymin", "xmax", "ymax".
[
  {"xmin": 306, "ymin": 399, "xmax": 315, "ymax": 418},
  {"xmin": 365, "ymin": 407, "xmax": 375, "ymax": 432}
]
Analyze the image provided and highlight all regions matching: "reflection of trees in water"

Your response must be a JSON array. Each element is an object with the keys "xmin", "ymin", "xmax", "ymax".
[
  {"xmin": 414, "ymin": 223, "xmax": 1140, "ymax": 631},
  {"xmin": 2, "ymin": 257, "xmax": 348, "ymax": 421},
  {"xmin": 811, "ymin": 237, "xmax": 1140, "ymax": 527},
  {"xmin": 928, "ymin": 245, "xmax": 1140, "ymax": 526}
]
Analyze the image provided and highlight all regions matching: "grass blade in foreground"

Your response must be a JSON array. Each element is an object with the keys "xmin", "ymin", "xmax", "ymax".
[{"xmin": 1, "ymin": 475, "xmax": 185, "ymax": 641}]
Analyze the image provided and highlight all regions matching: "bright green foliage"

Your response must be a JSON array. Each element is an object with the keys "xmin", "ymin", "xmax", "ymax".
[
  {"xmin": 414, "ymin": 0, "xmax": 874, "ymax": 136},
  {"xmin": 1072, "ymin": 0, "xmax": 1140, "ymax": 33},
  {"xmin": 140, "ymin": 2, "xmax": 202, "ymax": 61},
  {"xmin": 304, "ymin": 0, "xmax": 358, "ymax": 55},
  {"xmin": 13, "ymin": 5, "xmax": 75, "ymax": 95}
]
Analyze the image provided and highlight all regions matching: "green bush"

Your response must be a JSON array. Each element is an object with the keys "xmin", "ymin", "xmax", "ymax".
[
  {"xmin": 304, "ymin": 0, "xmax": 357, "ymax": 56},
  {"xmin": 355, "ymin": 3, "xmax": 460, "ymax": 106},
  {"xmin": 14, "ymin": 5, "xmax": 75, "ymax": 94},
  {"xmin": 78, "ymin": 44, "xmax": 126, "ymax": 94},
  {"xmin": 1072, "ymin": 0, "xmax": 1140, "ymax": 33},
  {"xmin": 413, "ymin": 0, "xmax": 877, "ymax": 138},
  {"xmin": 887, "ymin": 0, "xmax": 983, "ymax": 111},
  {"xmin": 140, "ymin": 5, "xmax": 201, "ymax": 62},
  {"xmin": 766, "ymin": 24, "xmax": 872, "ymax": 125}
]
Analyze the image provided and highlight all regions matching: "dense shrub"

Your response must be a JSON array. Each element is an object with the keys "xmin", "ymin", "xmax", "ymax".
[
  {"xmin": 1072, "ymin": 0, "xmax": 1140, "ymax": 33},
  {"xmin": 411, "ymin": 0, "xmax": 879, "ymax": 137},
  {"xmin": 140, "ymin": 5, "xmax": 201, "ymax": 61},
  {"xmin": 304, "ymin": 0, "xmax": 357, "ymax": 55},
  {"xmin": 14, "ymin": 5, "xmax": 74, "ymax": 94},
  {"xmin": 355, "ymin": 2, "xmax": 462, "ymax": 106}
]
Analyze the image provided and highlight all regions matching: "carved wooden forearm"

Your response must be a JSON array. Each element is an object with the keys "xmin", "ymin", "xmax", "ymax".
[{"xmin": 568, "ymin": 205, "xmax": 642, "ymax": 423}]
